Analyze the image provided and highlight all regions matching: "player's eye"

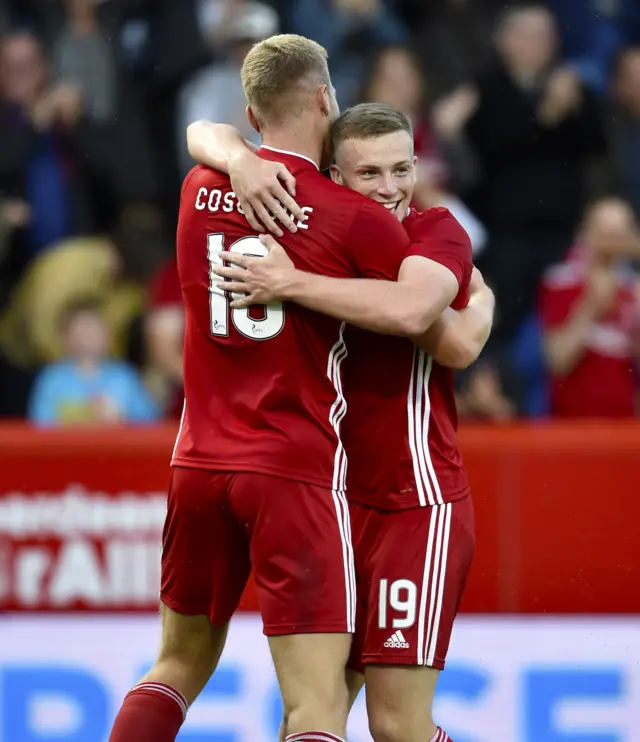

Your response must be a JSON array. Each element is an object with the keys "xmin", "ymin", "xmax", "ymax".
[{"xmin": 395, "ymin": 168, "xmax": 410, "ymax": 176}]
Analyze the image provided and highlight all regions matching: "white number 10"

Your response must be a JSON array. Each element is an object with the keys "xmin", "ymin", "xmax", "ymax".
[
  {"xmin": 378, "ymin": 578, "xmax": 418, "ymax": 629},
  {"xmin": 207, "ymin": 233, "xmax": 285, "ymax": 340}
]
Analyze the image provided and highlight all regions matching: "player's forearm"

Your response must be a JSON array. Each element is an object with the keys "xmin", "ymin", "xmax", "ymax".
[
  {"xmin": 544, "ymin": 299, "xmax": 598, "ymax": 376},
  {"xmin": 284, "ymin": 271, "xmax": 452, "ymax": 337},
  {"xmin": 186, "ymin": 121, "xmax": 256, "ymax": 173},
  {"xmin": 417, "ymin": 288, "xmax": 495, "ymax": 368}
]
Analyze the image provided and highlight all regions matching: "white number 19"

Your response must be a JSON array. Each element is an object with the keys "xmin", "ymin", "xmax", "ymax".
[
  {"xmin": 207, "ymin": 233, "xmax": 285, "ymax": 340},
  {"xmin": 378, "ymin": 578, "xmax": 418, "ymax": 629}
]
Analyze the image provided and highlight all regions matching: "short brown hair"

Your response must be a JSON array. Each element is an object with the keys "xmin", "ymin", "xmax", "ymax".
[
  {"xmin": 331, "ymin": 103, "xmax": 413, "ymax": 152},
  {"xmin": 241, "ymin": 34, "xmax": 330, "ymax": 126}
]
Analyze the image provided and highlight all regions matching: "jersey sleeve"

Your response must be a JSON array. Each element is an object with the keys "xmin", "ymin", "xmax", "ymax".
[
  {"xmin": 404, "ymin": 208, "xmax": 473, "ymax": 289},
  {"xmin": 344, "ymin": 199, "xmax": 411, "ymax": 280}
]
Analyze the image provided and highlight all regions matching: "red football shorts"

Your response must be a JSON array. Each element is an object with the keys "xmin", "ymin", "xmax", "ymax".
[
  {"xmin": 348, "ymin": 495, "xmax": 474, "ymax": 672},
  {"xmin": 161, "ymin": 466, "xmax": 356, "ymax": 635}
]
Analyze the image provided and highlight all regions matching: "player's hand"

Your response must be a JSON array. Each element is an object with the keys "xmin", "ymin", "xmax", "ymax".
[
  {"xmin": 585, "ymin": 264, "xmax": 617, "ymax": 315},
  {"xmin": 229, "ymin": 152, "xmax": 305, "ymax": 238},
  {"xmin": 214, "ymin": 234, "xmax": 296, "ymax": 306}
]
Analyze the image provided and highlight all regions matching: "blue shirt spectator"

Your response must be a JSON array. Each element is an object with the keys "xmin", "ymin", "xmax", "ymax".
[
  {"xmin": 28, "ymin": 299, "xmax": 160, "ymax": 426},
  {"xmin": 29, "ymin": 359, "xmax": 159, "ymax": 426}
]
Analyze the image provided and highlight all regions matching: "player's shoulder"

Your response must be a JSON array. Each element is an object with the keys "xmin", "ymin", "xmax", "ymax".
[
  {"xmin": 181, "ymin": 164, "xmax": 230, "ymax": 195},
  {"xmin": 303, "ymin": 174, "xmax": 401, "ymax": 238},
  {"xmin": 409, "ymin": 206, "xmax": 463, "ymax": 231},
  {"xmin": 306, "ymin": 171, "xmax": 370, "ymax": 209},
  {"xmin": 405, "ymin": 206, "xmax": 470, "ymax": 244}
]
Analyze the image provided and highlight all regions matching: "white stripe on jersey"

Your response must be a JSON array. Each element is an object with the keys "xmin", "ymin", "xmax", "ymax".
[
  {"xmin": 416, "ymin": 502, "xmax": 452, "ymax": 666},
  {"xmin": 407, "ymin": 349, "xmax": 443, "ymax": 507},
  {"xmin": 326, "ymin": 322, "xmax": 356, "ymax": 633},
  {"xmin": 171, "ymin": 399, "xmax": 187, "ymax": 462}
]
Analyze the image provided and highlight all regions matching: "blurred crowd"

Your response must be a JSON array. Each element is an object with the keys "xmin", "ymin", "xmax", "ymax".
[{"xmin": 1, "ymin": 0, "xmax": 640, "ymax": 425}]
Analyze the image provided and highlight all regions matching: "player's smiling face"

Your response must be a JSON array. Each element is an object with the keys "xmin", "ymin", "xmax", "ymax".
[{"xmin": 330, "ymin": 130, "xmax": 416, "ymax": 222}]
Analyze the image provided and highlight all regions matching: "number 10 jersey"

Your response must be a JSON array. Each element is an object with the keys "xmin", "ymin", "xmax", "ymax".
[{"xmin": 171, "ymin": 149, "xmax": 411, "ymax": 489}]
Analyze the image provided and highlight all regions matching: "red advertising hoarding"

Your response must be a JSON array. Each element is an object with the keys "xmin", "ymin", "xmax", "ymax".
[{"xmin": 1, "ymin": 422, "xmax": 639, "ymax": 613}]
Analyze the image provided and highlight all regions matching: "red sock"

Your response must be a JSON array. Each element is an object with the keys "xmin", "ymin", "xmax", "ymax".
[
  {"xmin": 286, "ymin": 733, "xmax": 347, "ymax": 742},
  {"xmin": 430, "ymin": 728, "xmax": 453, "ymax": 742},
  {"xmin": 108, "ymin": 682, "xmax": 188, "ymax": 742}
]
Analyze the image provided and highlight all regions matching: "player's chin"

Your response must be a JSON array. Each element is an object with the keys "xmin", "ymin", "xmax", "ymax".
[{"xmin": 397, "ymin": 197, "xmax": 412, "ymax": 221}]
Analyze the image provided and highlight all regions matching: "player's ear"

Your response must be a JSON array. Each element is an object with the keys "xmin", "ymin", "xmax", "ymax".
[
  {"xmin": 317, "ymin": 84, "xmax": 330, "ymax": 117},
  {"xmin": 411, "ymin": 155, "xmax": 418, "ymax": 182},
  {"xmin": 247, "ymin": 105, "xmax": 261, "ymax": 134},
  {"xmin": 330, "ymin": 164, "xmax": 344, "ymax": 185}
]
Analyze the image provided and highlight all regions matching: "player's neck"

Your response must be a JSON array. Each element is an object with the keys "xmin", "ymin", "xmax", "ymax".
[{"xmin": 260, "ymin": 129, "xmax": 323, "ymax": 169}]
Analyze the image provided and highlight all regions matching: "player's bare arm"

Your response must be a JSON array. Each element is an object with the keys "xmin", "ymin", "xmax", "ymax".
[
  {"xmin": 214, "ymin": 234, "xmax": 459, "ymax": 338},
  {"xmin": 214, "ymin": 238, "xmax": 492, "ymax": 366},
  {"xmin": 417, "ymin": 270, "xmax": 495, "ymax": 369},
  {"xmin": 186, "ymin": 120, "xmax": 305, "ymax": 236}
]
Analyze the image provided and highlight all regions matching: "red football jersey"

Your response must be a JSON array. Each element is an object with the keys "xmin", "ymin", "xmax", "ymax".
[
  {"xmin": 343, "ymin": 207, "xmax": 473, "ymax": 510},
  {"xmin": 172, "ymin": 147, "xmax": 411, "ymax": 489},
  {"xmin": 540, "ymin": 249, "xmax": 640, "ymax": 418}
]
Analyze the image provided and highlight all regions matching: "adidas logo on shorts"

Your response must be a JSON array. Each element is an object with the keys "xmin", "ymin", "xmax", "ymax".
[{"xmin": 384, "ymin": 630, "xmax": 409, "ymax": 649}]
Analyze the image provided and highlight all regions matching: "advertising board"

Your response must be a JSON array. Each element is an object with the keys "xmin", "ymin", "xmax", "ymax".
[{"xmin": 0, "ymin": 616, "xmax": 637, "ymax": 742}]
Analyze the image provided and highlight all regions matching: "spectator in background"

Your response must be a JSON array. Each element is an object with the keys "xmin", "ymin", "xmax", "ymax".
[
  {"xmin": 540, "ymin": 197, "xmax": 640, "ymax": 418},
  {"xmin": 360, "ymin": 44, "xmax": 486, "ymax": 252},
  {"xmin": 610, "ymin": 47, "xmax": 640, "ymax": 218},
  {"xmin": 177, "ymin": 1, "xmax": 279, "ymax": 175},
  {"xmin": 455, "ymin": 360, "xmax": 518, "ymax": 421},
  {"xmin": 145, "ymin": 257, "xmax": 184, "ymax": 418},
  {"xmin": 0, "ymin": 203, "xmax": 168, "ymax": 372},
  {"xmin": 410, "ymin": 0, "xmax": 521, "ymax": 98},
  {"xmin": 290, "ymin": 0, "xmax": 406, "ymax": 108},
  {"xmin": 0, "ymin": 30, "xmax": 94, "ymax": 283},
  {"xmin": 49, "ymin": 0, "xmax": 161, "ymax": 219},
  {"xmin": 53, "ymin": 0, "xmax": 117, "ymax": 123},
  {"xmin": 28, "ymin": 299, "xmax": 159, "ymax": 426},
  {"xmin": 549, "ymin": 0, "xmax": 621, "ymax": 94},
  {"xmin": 465, "ymin": 4, "xmax": 607, "ymax": 348}
]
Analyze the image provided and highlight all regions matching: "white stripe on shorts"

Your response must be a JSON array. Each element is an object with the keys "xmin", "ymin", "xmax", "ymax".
[{"xmin": 416, "ymin": 502, "xmax": 453, "ymax": 666}]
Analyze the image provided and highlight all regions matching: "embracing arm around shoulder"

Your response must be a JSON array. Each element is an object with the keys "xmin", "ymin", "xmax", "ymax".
[
  {"xmin": 218, "ymin": 244, "xmax": 460, "ymax": 337},
  {"xmin": 283, "ymin": 255, "xmax": 459, "ymax": 337},
  {"xmin": 186, "ymin": 121, "xmax": 256, "ymax": 173},
  {"xmin": 213, "ymin": 202, "xmax": 460, "ymax": 336},
  {"xmin": 186, "ymin": 120, "xmax": 303, "ymax": 236}
]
